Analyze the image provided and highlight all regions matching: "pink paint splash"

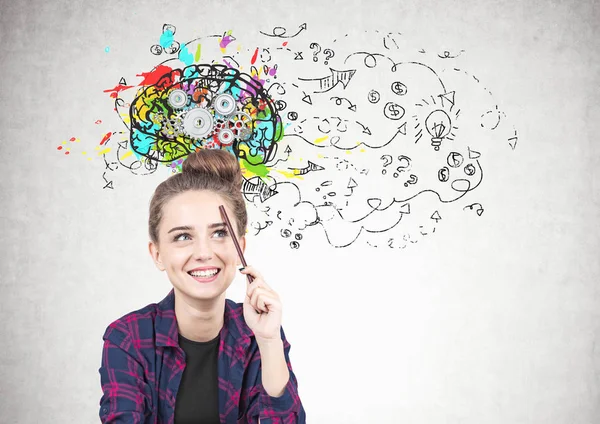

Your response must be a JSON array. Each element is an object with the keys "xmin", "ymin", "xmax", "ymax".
[{"xmin": 220, "ymin": 35, "xmax": 234, "ymax": 49}]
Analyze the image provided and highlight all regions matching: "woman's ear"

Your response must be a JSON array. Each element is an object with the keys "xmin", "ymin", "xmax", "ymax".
[{"xmin": 148, "ymin": 241, "xmax": 165, "ymax": 271}]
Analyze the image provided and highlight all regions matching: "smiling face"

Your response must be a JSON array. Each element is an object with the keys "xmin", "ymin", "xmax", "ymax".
[{"xmin": 148, "ymin": 189, "xmax": 246, "ymax": 303}]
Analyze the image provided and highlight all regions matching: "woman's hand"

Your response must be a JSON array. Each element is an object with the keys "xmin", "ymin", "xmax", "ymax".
[{"xmin": 240, "ymin": 265, "xmax": 283, "ymax": 343}]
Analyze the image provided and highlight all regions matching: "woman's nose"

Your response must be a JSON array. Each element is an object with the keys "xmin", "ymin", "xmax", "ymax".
[{"xmin": 192, "ymin": 238, "xmax": 213, "ymax": 260}]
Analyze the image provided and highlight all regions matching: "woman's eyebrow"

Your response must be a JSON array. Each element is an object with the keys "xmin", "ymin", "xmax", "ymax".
[
  {"xmin": 167, "ymin": 223, "xmax": 226, "ymax": 234},
  {"xmin": 208, "ymin": 222, "xmax": 226, "ymax": 229},
  {"xmin": 168, "ymin": 225, "xmax": 194, "ymax": 234}
]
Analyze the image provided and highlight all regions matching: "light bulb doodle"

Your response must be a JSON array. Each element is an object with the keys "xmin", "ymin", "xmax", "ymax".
[{"xmin": 425, "ymin": 109, "xmax": 452, "ymax": 151}]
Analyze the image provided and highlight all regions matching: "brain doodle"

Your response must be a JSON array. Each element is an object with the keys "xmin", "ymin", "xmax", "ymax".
[
  {"xmin": 129, "ymin": 64, "xmax": 283, "ymax": 166},
  {"xmin": 86, "ymin": 24, "xmax": 517, "ymax": 250}
]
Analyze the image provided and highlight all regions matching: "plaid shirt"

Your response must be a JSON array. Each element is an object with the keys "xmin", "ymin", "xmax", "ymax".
[{"xmin": 98, "ymin": 289, "xmax": 305, "ymax": 423}]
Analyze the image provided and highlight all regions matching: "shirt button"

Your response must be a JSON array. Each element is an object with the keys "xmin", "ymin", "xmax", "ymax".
[{"xmin": 102, "ymin": 407, "xmax": 108, "ymax": 414}]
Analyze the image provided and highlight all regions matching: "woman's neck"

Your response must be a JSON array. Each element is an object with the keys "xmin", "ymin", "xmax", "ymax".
[{"xmin": 174, "ymin": 289, "xmax": 225, "ymax": 342}]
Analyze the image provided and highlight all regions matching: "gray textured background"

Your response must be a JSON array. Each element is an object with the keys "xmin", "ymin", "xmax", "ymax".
[{"xmin": 0, "ymin": 0, "xmax": 599, "ymax": 422}]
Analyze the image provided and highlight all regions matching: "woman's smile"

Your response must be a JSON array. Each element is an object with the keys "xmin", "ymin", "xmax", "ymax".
[{"xmin": 187, "ymin": 266, "xmax": 221, "ymax": 283}]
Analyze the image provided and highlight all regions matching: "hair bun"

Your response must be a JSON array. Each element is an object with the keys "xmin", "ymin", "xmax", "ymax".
[{"xmin": 182, "ymin": 148, "xmax": 242, "ymax": 186}]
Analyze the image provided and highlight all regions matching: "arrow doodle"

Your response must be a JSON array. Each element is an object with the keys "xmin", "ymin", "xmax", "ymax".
[
  {"xmin": 260, "ymin": 23, "xmax": 307, "ymax": 38},
  {"xmin": 298, "ymin": 68, "xmax": 357, "ymax": 93},
  {"xmin": 241, "ymin": 177, "xmax": 278, "ymax": 202},
  {"xmin": 289, "ymin": 161, "xmax": 325, "ymax": 175}
]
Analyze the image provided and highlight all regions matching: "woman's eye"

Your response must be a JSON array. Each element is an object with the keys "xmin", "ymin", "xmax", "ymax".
[
  {"xmin": 214, "ymin": 229, "xmax": 228, "ymax": 238},
  {"xmin": 174, "ymin": 233, "xmax": 191, "ymax": 241}
]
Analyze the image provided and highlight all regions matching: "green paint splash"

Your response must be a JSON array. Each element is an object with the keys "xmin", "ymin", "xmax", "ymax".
[{"xmin": 242, "ymin": 160, "xmax": 269, "ymax": 177}]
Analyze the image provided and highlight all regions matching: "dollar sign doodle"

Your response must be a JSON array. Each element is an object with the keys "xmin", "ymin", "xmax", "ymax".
[
  {"xmin": 368, "ymin": 90, "xmax": 380, "ymax": 104},
  {"xmin": 384, "ymin": 102, "xmax": 405, "ymax": 120},
  {"xmin": 391, "ymin": 81, "xmax": 407, "ymax": 95}
]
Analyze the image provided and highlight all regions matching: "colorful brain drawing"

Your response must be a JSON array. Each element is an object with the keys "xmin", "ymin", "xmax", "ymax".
[{"xmin": 129, "ymin": 64, "xmax": 283, "ymax": 168}]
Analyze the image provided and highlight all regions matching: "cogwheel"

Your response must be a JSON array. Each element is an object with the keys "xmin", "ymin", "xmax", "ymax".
[
  {"xmin": 213, "ymin": 93, "xmax": 237, "ymax": 116},
  {"xmin": 183, "ymin": 107, "xmax": 214, "ymax": 139},
  {"xmin": 168, "ymin": 89, "xmax": 188, "ymax": 109}
]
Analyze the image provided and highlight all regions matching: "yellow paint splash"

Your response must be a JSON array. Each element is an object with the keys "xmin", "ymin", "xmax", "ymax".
[
  {"xmin": 277, "ymin": 170, "xmax": 304, "ymax": 179},
  {"xmin": 120, "ymin": 150, "xmax": 133, "ymax": 160}
]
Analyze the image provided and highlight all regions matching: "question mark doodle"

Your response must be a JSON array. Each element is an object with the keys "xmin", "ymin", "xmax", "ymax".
[
  {"xmin": 404, "ymin": 174, "xmax": 418, "ymax": 187},
  {"xmin": 310, "ymin": 42, "xmax": 321, "ymax": 62},
  {"xmin": 393, "ymin": 155, "xmax": 411, "ymax": 178},
  {"xmin": 323, "ymin": 49, "xmax": 335, "ymax": 65},
  {"xmin": 380, "ymin": 155, "xmax": 392, "ymax": 174}
]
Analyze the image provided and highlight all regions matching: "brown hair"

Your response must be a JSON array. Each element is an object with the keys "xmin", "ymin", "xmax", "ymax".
[{"xmin": 148, "ymin": 149, "xmax": 247, "ymax": 244}]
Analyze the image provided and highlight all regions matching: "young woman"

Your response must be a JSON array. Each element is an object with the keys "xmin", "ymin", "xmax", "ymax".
[{"xmin": 98, "ymin": 149, "xmax": 306, "ymax": 423}]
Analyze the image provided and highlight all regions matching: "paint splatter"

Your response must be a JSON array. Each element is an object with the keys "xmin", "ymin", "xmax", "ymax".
[
  {"xmin": 99, "ymin": 132, "xmax": 112, "ymax": 146},
  {"xmin": 220, "ymin": 33, "xmax": 235, "ymax": 49},
  {"xmin": 160, "ymin": 30, "xmax": 174, "ymax": 48},
  {"xmin": 136, "ymin": 64, "xmax": 173, "ymax": 86},
  {"xmin": 194, "ymin": 44, "xmax": 202, "ymax": 62},
  {"xmin": 178, "ymin": 45, "xmax": 194, "ymax": 66}
]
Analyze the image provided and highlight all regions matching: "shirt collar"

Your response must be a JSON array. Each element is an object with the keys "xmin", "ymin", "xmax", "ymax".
[{"xmin": 155, "ymin": 289, "xmax": 254, "ymax": 347}]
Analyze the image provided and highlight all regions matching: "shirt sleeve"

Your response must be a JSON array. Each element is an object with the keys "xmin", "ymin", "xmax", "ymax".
[
  {"xmin": 246, "ymin": 327, "xmax": 306, "ymax": 424},
  {"xmin": 98, "ymin": 324, "xmax": 153, "ymax": 423}
]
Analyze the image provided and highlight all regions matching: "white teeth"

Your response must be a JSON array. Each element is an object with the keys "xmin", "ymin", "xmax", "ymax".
[{"xmin": 189, "ymin": 269, "xmax": 219, "ymax": 278}]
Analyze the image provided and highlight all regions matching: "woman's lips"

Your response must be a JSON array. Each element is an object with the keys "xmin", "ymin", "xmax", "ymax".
[{"xmin": 188, "ymin": 269, "xmax": 220, "ymax": 283}]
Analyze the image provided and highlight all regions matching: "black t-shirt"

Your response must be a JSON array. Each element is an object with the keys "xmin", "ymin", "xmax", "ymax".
[{"xmin": 174, "ymin": 333, "xmax": 220, "ymax": 424}]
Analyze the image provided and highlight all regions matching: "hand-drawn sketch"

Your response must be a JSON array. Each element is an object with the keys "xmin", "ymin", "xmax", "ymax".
[{"xmin": 59, "ymin": 24, "xmax": 518, "ymax": 250}]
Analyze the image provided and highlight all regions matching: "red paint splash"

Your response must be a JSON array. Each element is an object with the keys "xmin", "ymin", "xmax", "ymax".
[
  {"xmin": 251, "ymin": 47, "xmax": 259, "ymax": 65},
  {"xmin": 136, "ymin": 64, "xmax": 173, "ymax": 86},
  {"xmin": 282, "ymin": 42, "xmax": 288, "ymax": 47},
  {"xmin": 103, "ymin": 64, "xmax": 173, "ymax": 98},
  {"xmin": 103, "ymin": 84, "xmax": 134, "ymax": 98},
  {"xmin": 70, "ymin": 137, "xmax": 76, "ymax": 141},
  {"xmin": 100, "ymin": 132, "xmax": 112, "ymax": 145}
]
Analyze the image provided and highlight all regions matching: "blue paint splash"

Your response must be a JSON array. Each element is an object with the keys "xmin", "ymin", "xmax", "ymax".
[
  {"xmin": 160, "ymin": 30, "xmax": 174, "ymax": 48},
  {"xmin": 178, "ymin": 44, "xmax": 194, "ymax": 66}
]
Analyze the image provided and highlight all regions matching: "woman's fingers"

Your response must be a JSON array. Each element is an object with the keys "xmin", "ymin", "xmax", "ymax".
[
  {"xmin": 249, "ymin": 287, "xmax": 280, "ymax": 313},
  {"xmin": 239, "ymin": 265, "xmax": 281, "ymax": 314},
  {"xmin": 240, "ymin": 266, "xmax": 273, "ymax": 291}
]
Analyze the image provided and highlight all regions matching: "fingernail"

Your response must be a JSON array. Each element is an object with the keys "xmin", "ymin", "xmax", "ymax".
[{"xmin": 239, "ymin": 266, "xmax": 245, "ymax": 272}]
